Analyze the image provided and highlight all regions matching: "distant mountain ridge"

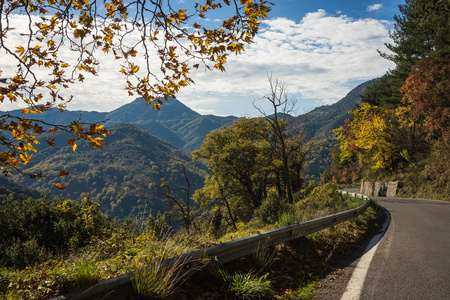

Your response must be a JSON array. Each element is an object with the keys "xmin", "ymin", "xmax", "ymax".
[
  {"xmin": 3, "ymin": 97, "xmax": 237, "ymax": 152},
  {"xmin": 299, "ymin": 79, "xmax": 377, "ymax": 138},
  {"xmin": 3, "ymin": 79, "xmax": 377, "ymax": 215},
  {"xmin": 105, "ymin": 98, "xmax": 237, "ymax": 151},
  {"xmin": 2, "ymin": 79, "xmax": 375, "ymax": 157}
]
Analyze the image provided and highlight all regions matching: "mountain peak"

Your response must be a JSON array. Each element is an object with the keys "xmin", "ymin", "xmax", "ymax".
[{"xmin": 106, "ymin": 97, "xmax": 200, "ymax": 126}]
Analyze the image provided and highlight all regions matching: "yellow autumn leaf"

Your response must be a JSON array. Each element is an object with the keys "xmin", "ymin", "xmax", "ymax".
[{"xmin": 15, "ymin": 46, "xmax": 25, "ymax": 56}]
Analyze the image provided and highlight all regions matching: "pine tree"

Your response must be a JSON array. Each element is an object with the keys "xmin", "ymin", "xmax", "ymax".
[{"xmin": 362, "ymin": 0, "xmax": 450, "ymax": 108}]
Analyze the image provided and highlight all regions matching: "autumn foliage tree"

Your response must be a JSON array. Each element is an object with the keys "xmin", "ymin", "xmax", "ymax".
[
  {"xmin": 332, "ymin": 103, "xmax": 398, "ymax": 180},
  {"xmin": 331, "ymin": 100, "xmax": 431, "ymax": 182},
  {"xmin": 0, "ymin": 0, "xmax": 272, "ymax": 177},
  {"xmin": 400, "ymin": 57, "xmax": 450, "ymax": 146}
]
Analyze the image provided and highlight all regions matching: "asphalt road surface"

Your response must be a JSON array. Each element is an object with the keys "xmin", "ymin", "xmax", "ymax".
[{"xmin": 359, "ymin": 197, "xmax": 450, "ymax": 300}]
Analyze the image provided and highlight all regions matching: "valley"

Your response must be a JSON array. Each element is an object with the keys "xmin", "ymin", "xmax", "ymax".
[{"xmin": 3, "ymin": 79, "xmax": 376, "ymax": 219}]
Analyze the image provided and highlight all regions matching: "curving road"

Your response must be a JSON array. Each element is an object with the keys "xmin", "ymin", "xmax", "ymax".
[{"xmin": 353, "ymin": 197, "xmax": 450, "ymax": 300}]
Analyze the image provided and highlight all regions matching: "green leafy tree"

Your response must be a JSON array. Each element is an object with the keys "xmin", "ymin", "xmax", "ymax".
[
  {"xmin": 194, "ymin": 112, "xmax": 309, "ymax": 225},
  {"xmin": 193, "ymin": 175, "xmax": 239, "ymax": 231},
  {"xmin": 380, "ymin": 0, "xmax": 449, "ymax": 68},
  {"xmin": 193, "ymin": 117, "xmax": 271, "ymax": 212}
]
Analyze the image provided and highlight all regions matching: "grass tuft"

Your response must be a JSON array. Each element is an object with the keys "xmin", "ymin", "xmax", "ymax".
[
  {"xmin": 131, "ymin": 237, "xmax": 206, "ymax": 299},
  {"xmin": 219, "ymin": 269, "xmax": 273, "ymax": 300},
  {"xmin": 71, "ymin": 257, "xmax": 101, "ymax": 288},
  {"xmin": 252, "ymin": 243, "xmax": 277, "ymax": 274}
]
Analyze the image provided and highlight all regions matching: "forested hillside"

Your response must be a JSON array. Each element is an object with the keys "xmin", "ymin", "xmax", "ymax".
[
  {"xmin": 11, "ymin": 124, "xmax": 208, "ymax": 219},
  {"xmin": 0, "ymin": 177, "xmax": 40, "ymax": 200}
]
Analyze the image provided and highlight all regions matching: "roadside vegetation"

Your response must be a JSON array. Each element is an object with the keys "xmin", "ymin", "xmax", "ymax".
[
  {"xmin": 0, "ymin": 75, "xmax": 385, "ymax": 299},
  {"xmin": 0, "ymin": 185, "xmax": 381, "ymax": 299}
]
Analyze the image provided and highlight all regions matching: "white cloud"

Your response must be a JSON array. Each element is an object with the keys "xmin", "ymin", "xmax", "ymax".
[
  {"xmin": 181, "ymin": 10, "xmax": 395, "ymax": 115},
  {"xmin": 367, "ymin": 4, "xmax": 383, "ymax": 12},
  {"xmin": 1, "ymin": 10, "xmax": 395, "ymax": 117}
]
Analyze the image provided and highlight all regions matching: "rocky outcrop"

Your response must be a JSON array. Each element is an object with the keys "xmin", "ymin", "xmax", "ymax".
[{"xmin": 360, "ymin": 180, "xmax": 399, "ymax": 197}]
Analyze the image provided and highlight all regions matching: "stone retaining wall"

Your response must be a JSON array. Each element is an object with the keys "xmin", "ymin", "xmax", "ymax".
[{"xmin": 360, "ymin": 180, "xmax": 399, "ymax": 197}]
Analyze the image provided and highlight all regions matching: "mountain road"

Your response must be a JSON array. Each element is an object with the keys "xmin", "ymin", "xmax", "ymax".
[{"xmin": 352, "ymin": 197, "xmax": 450, "ymax": 300}]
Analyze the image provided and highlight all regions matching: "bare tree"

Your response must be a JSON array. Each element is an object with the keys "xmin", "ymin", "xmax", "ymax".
[
  {"xmin": 254, "ymin": 74, "xmax": 308, "ymax": 203},
  {"xmin": 159, "ymin": 163, "xmax": 201, "ymax": 234}
]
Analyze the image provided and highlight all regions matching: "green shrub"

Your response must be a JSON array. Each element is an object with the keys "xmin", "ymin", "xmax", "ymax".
[
  {"xmin": 3, "ymin": 237, "xmax": 48, "ymax": 270},
  {"xmin": 0, "ymin": 195, "xmax": 110, "ymax": 269},
  {"xmin": 146, "ymin": 212, "xmax": 172, "ymax": 239},
  {"xmin": 208, "ymin": 206, "xmax": 225, "ymax": 238},
  {"xmin": 301, "ymin": 183, "xmax": 348, "ymax": 212},
  {"xmin": 277, "ymin": 211, "xmax": 299, "ymax": 227},
  {"xmin": 254, "ymin": 191, "xmax": 290, "ymax": 225},
  {"xmin": 293, "ymin": 181, "xmax": 319, "ymax": 201}
]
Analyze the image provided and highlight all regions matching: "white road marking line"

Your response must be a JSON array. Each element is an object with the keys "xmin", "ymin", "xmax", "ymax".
[{"xmin": 340, "ymin": 208, "xmax": 391, "ymax": 300}]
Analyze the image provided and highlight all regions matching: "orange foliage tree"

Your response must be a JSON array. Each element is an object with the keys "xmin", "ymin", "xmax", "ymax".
[
  {"xmin": 400, "ymin": 56, "xmax": 450, "ymax": 146},
  {"xmin": 0, "ymin": 0, "xmax": 272, "ymax": 178}
]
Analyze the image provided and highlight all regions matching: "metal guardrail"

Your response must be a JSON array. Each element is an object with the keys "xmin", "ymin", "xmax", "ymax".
[{"xmin": 52, "ymin": 192, "xmax": 371, "ymax": 300}]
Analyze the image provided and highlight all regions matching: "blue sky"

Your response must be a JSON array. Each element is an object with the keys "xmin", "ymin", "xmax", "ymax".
[
  {"xmin": 1, "ymin": 0, "xmax": 405, "ymax": 117},
  {"xmin": 271, "ymin": 0, "xmax": 402, "ymax": 21}
]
